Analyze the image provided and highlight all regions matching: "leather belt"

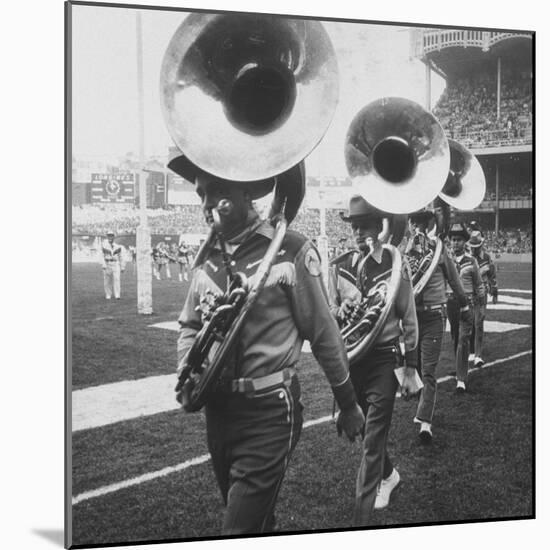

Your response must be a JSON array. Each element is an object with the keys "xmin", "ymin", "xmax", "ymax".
[
  {"xmin": 227, "ymin": 366, "xmax": 297, "ymax": 395},
  {"xmin": 416, "ymin": 303, "xmax": 445, "ymax": 312},
  {"xmin": 372, "ymin": 340, "xmax": 400, "ymax": 353}
]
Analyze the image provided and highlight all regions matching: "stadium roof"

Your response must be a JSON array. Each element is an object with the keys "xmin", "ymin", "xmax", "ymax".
[{"xmin": 411, "ymin": 30, "xmax": 533, "ymax": 78}]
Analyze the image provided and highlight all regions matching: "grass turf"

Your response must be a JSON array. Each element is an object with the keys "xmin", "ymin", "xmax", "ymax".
[
  {"xmin": 69, "ymin": 261, "xmax": 533, "ymax": 545},
  {"xmin": 71, "ymin": 356, "xmax": 532, "ymax": 545}
]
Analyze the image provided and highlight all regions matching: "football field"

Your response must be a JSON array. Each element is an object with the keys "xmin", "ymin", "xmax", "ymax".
[{"xmin": 69, "ymin": 261, "xmax": 533, "ymax": 546}]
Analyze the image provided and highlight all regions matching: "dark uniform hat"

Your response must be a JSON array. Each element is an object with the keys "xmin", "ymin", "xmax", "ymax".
[
  {"xmin": 408, "ymin": 208, "xmax": 435, "ymax": 225},
  {"xmin": 167, "ymin": 153, "xmax": 303, "ymax": 201},
  {"xmin": 339, "ymin": 195, "xmax": 387, "ymax": 222},
  {"xmin": 448, "ymin": 222, "xmax": 470, "ymax": 240}
]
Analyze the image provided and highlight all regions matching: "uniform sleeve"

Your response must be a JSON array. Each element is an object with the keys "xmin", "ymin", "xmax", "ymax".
[
  {"xmin": 394, "ymin": 259, "xmax": 418, "ymax": 366},
  {"xmin": 176, "ymin": 271, "xmax": 203, "ymax": 374},
  {"xmin": 326, "ymin": 263, "xmax": 362, "ymax": 319},
  {"xmin": 290, "ymin": 242, "xmax": 357, "ymax": 411},
  {"xmin": 100, "ymin": 245, "xmax": 107, "ymax": 268},
  {"xmin": 441, "ymin": 246, "xmax": 468, "ymax": 307},
  {"xmin": 471, "ymin": 257, "xmax": 485, "ymax": 299},
  {"xmin": 326, "ymin": 265, "xmax": 341, "ymax": 318},
  {"xmin": 488, "ymin": 254, "xmax": 498, "ymax": 294}
]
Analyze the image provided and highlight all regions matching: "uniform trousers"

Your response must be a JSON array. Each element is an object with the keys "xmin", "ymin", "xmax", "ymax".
[
  {"xmin": 350, "ymin": 347, "xmax": 398, "ymax": 526},
  {"xmin": 103, "ymin": 263, "xmax": 121, "ymax": 299},
  {"xmin": 447, "ymin": 297, "xmax": 474, "ymax": 383},
  {"xmin": 205, "ymin": 376, "xmax": 303, "ymax": 535},
  {"xmin": 415, "ymin": 307, "xmax": 446, "ymax": 423},
  {"xmin": 470, "ymin": 295, "xmax": 487, "ymax": 358}
]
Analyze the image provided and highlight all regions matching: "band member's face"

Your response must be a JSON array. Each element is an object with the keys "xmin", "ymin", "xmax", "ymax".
[
  {"xmin": 108, "ymin": 236, "xmax": 114, "ymax": 244},
  {"xmin": 351, "ymin": 216, "xmax": 380, "ymax": 252},
  {"xmin": 195, "ymin": 173, "xmax": 250, "ymax": 235},
  {"xmin": 450, "ymin": 236, "xmax": 466, "ymax": 254},
  {"xmin": 471, "ymin": 245, "xmax": 481, "ymax": 256},
  {"xmin": 408, "ymin": 218, "xmax": 427, "ymax": 235}
]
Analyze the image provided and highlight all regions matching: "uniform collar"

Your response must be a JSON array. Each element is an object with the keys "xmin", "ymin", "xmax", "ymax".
[
  {"xmin": 211, "ymin": 216, "xmax": 272, "ymax": 254},
  {"xmin": 370, "ymin": 244, "xmax": 384, "ymax": 264}
]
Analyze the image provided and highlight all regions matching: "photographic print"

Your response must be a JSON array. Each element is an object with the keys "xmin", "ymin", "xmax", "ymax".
[{"xmin": 67, "ymin": 1, "xmax": 534, "ymax": 547}]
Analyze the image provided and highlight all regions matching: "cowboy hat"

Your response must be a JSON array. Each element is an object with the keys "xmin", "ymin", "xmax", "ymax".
[
  {"xmin": 339, "ymin": 195, "xmax": 387, "ymax": 222},
  {"xmin": 167, "ymin": 153, "xmax": 304, "ymax": 201},
  {"xmin": 448, "ymin": 222, "xmax": 470, "ymax": 240},
  {"xmin": 468, "ymin": 230, "xmax": 484, "ymax": 248}
]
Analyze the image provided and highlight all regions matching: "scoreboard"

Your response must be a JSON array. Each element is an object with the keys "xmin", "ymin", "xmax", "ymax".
[{"xmin": 91, "ymin": 173, "xmax": 135, "ymax": 203}]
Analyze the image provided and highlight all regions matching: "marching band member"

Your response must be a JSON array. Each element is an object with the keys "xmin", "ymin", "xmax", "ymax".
[
  {"xmin": 329, "ymin": 195, "xmax": 418, "ymax": 525},
  {"xmin": 447, "ymin": 223, "xmax": 485, "ymax": 393},
  {"xmin": 171, "ymin": 157, "xmax": 365, "ymax": 536},
  {"xmin": 168, "ymin": 242, "xmax": 178, "ymax": 279},
  {"xmin": 177, "ymin": 242, "xmax": 191, "ymax": 282},
  {"xmin": 151, "ymin": 244, "xmax": 162, "ymax": 280},
  {"xmin": 406, "ymin": 210, "xmax": 470, "ymax": 443},
  {"xmin": 101, "ymin": 231, "xmax": 125, "ymax": 300},
  {"xmin": 468, "ymin": 230, "xmax": 498, "ymax": 367},
  {"xmin": 160, "ymin": 242, "xmax": 172, "ymax": 279}
]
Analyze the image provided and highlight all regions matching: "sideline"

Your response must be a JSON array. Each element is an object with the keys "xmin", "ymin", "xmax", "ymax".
[{"xmin": 72, "ymin": 349, "xmax": 532, "ymax": 505}]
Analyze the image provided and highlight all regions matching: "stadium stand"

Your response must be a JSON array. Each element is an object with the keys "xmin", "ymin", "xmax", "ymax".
[{"xmin": 433, "ymin": 70, "xmax": 532, "ymax": 149}]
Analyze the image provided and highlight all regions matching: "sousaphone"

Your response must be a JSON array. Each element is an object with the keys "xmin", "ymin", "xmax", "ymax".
[
  {"xmin": 161, "ymin": 13, "xmax": 339, "ymax": 410},
  {"xmin": 337, "ymin": 97, "xmax": 450, "ymax": 365},
  {"xmin": 409, "ymin": 139, "xmax": 486, "ymax": 297}
]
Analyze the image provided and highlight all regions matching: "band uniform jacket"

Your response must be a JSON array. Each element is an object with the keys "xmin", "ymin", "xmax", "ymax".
[
  {"xmin": 178, "ymin": 244, "xmax": 191, "ymax": 264},
  {"xmin": 414, "ymin": 238, "xmax": 469, "ymax": 309},
  {"xmin": 449, "ymin": 252, "xmax": 485, "ymax": 303},
  {"xmin": 177, "ymin": 219, "xmax": 355, "ymax": 404},
  {"xmin": 328, "ymin": 246, "xmax": 418, "ymax": 367},
  {"xmin": 474, "ymin": 249, "xmax": 498, "ymax": 297},
  {"xmin": 101, "ymin": 241, "xmax": 124, "ymax": 269}
]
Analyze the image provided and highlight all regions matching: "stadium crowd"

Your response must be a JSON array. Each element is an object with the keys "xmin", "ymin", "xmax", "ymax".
[
  {"xmin": 481, "ymin": 228, "xmax": 532, "ymax": 255},
  {"xmin": 73, "ymin": 204, "xmax": 532, "ymax": 255},
  {"xmin": 433, "ymin": 70, "xmax": 532, "ymax": 148}
]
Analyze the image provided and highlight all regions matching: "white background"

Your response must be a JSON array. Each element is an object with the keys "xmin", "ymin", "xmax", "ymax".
[{"xmin": 1, "ymin": 0, "xmax": 544, "ymax": 549}]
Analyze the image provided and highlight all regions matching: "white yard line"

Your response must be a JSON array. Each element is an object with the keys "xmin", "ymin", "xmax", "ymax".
[
  {"xmin": 487, "ymin": 304, "xmax": 531, "ymax": 311},
  {"xmin": 75, "ymin": 316, "xmax": 531, "ymax": 432},
  {"xmin": 499, "ymin": 289, "xmax": 532, "ymax": 294},
  {"xmin": 496, "ymin": 295, "xmax": 531, "ymax": 306},
  {"xmin": 72, "ymin": 349, "xmax": 532, "ymax": 506},
  {"xmin": 72, "ymin": 376, "xmax": 177, "ymax": 433}
]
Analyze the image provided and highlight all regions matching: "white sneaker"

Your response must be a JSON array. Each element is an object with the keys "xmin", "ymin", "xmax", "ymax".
[
  {"xmin": 456, "ymin": 380, "xmax": 466, "ymax": 394},
  {"xmin": 184, "ymin": 273, "xmax": 189, "ymax": 281},
  {"xmin": 419, "ymin": 422, "xmax": 433, "ymax": 444},
  {"xmin": 374, "ymin": 469, "xmax": 400, "ymax": 510},
  {"xmin": 474, "ymin": 356, "xmax": 485, "ymax": 367},
  {"xmin": 468, "ymin": 353, "xmax": 475, "ymax": 362},
  {"xmin": 178, "ymin": 274, "xmax": 183, "ymax": 282}
]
